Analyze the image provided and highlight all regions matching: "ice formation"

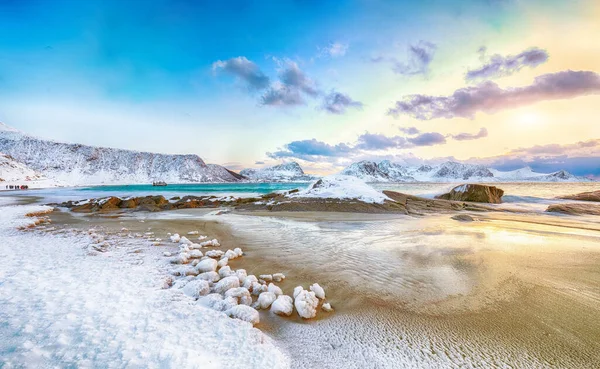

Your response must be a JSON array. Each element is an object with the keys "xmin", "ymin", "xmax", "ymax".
[
  {"xmin": 196, "ymin": 258, "xmax": 218, "ymax": 273},
  {"xmin": 294, "ymin": 290, "xmax": 319, "ymax": 319},
  {"xmin": 268, "ymin": 283, "xmax": 283, "ymax": 296},
  {"xmin": 213, "ymin": 275, "xmax": 240, "ymax": 294},
  {"xmin": 182, "ymin": 280, "xmax": 210, "ymax": 299},
  {"xmin": 310, "ymin": 283, "xmax": 325, "ymax": 299},
  {"xmin": 270, "ymin": 295, "xmax": 294, "ymax": 316},
  {"xmin": 225, "ymin": 305, "xmax": 260, "ymax": 326},
  {"xmin": 257, "ymin": 292, "xmax": 277, "ymax": 309}
]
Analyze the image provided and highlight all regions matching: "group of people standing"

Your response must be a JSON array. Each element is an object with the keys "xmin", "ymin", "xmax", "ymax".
[{"xmin": 5, "ymin": 184, "xmax": 29, "ymax": 190}]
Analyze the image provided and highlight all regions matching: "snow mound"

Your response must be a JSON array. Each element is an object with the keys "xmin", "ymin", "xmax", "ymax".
[
  {"xmin": 225, "ymin": 305, "xmax": 260, "ymax": 326},
  {"xmin": 182, "ymin": 279, "xmax": 210, "ymax": 299},
  {"xmin": 289, "ymin": 175, "xmax": 391, "ymax": 204}
]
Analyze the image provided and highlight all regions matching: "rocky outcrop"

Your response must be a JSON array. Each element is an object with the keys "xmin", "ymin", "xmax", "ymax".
[
  {"xmin": 557, "ymin": 190, "xmax": 600, "ymax": 202},
  {"xmin": 435, "ymin": 184, "xmax": 504, "ymax": 203},
  {"xmin": 546, "ymin": 203, "xmax": 600, "ymax": 216}
]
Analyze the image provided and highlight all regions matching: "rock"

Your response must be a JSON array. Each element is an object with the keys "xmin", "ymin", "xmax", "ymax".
[
  {"xmin": 272, "ymin": 273, "xmax": 286, "ymax": 282},
  {"xmin": 259, "ymin": 274, "xmax": 273, "ymax": 282},
  {"xmin": 225, "ymin": 305, "xmax": 260, "ymax": 325},
  {"xmin": 435, "ymin": 184, "xmax": 504, "ymax": 203},
  {"xmin": 257, "ymin": 292, "xmax": 277, "ymax": 309},
  {"xmin": 218, "ymin": 266, "xmax": 235, "ymax": 278},
  {"xmin": 217, "ymin": 257, "xmax": 228, "ymax": 268},
  {"xmin": 270, "ymin": 295, "xmax": 294, "ymax": 316},
  {"xmin": 100, "ymin": 197, "xmax": 122, "ymax": 210},
  {"xmin": 196, "ymin": 271, "xmax": 220, "ymax": 283},
  {"xmin": 546, "ymin": 203, "xmax": 600, "ymax": 216},
  {"xmin": 170, "ymin": 233, "xmax": 181, "ymax": 243},
  {"xmin": 294, "ymin": 290, "xmax": 319, "ymax": 319},
  {"xmin": 236, "ymin": 269, "xmax": 248, "ymax": 284},
  {"xmin": 196, "ymin": 258, "xmax": 218, "ymax": 273},
  {"xmin": 182, "ymin": 280, "xmax": 210, "ymax": 299},
  {"xmin": 309, "ymin": 283, "xmax": 325, "ymax": 299},
  {"xmin": 558, "ymin": 190, "xmax": 600, "ymax": 202},
  {"xmin": 205, "ymin": 250, "xmax": 224, "ymax": 259},
  {"xmin": 213, "ymin": 275, "xmax": 240, "ymax": 294},
  {"xmin": 322, "ymin": 303, "xmax": 334, "ymax": 312},
  {"xmin": 242, "ymin": 275, "xmax": 258, "ymax": 289},
  {"xmin": 451, "ymin": 214, "xmax": 475, "ymax": 222}
]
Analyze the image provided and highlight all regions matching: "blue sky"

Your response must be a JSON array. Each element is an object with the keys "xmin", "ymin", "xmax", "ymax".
[{"xmin": 0, "ymin": 0, "xmax": 598, "ymax": 177}]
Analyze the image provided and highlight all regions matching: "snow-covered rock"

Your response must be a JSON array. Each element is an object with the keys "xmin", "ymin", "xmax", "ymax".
[
  {"xmin": 196, "ymin": 271, "xmax": 220, "ymax": 283},
  {"xmin": 294, "ymin": 290, "xmax": 319, "ymax": 319},
  {"xmin": 182, "ymin": 280, "xmax": 210, "ymax": 299},
  {"xmin": 218, "ymin": 265, "xmax": 235, "ymax": 278},
  {"xmin": 289, "ymin": 175, "xmax": 391, "ymax": 204},
  {"xmin": 196, "ymin": 258, "xmax": 218, "ymax": 273},
  {"xmin": 0, "ymin": 123, "xmax": 242, "ymax": 185},
  {"xmin": 259, "ymin": 274, "xmax": 273, "ymax": 282},
  {"xmin": 293, "ymin": 286, "xmax": 303, "ymax": 299},
  {"xmin": 213, "ymin": 275, "xmax": 240, "ymax": 294},
  {"xmin": 224, "ymin": 287, "xmax": 252, "ymax": 306},
  {"xmin": 322, "ymin": 303, "xmax": 334, "ymax": 312},
  {"xmin": 170, "ymin": 233, "xmax": 181, "ymax": 243},
  {"xmin": 272, "ymin": 273, "xmax": 286, "ymax": 282},
  {"xmin": 225, "ymin": 305, "xmax": 260, "ymax": 325},
  {"xmin": 205, "ymin": 250, "xmax": 224, "ymax": 259},
  {"xmin": 257, "ymin": 292, "xmax": 277, "ymax": 309},
  {"xmin": 200, "ymin": 239, "xmax": 220, "ymax": 247},
  {"xmin": 268, "ymin": 283, "xmax": 283, "ymax": 296},
  {"xmin": 270, "ymin": 295, "xmax": 294, "ymax": 316},
  {"xmin": 309, "ymin": 283, "xmax": 325, "ymax": 299},
  {"xmin": 240, "ymin": 162, "xmax": 317, "ymax": 182},
  {"xmin": 236, "ymin": 269, "xmax": 248, "ymax": 284}
]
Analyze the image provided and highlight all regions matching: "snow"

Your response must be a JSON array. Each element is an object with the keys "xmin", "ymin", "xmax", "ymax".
[
  {"xmin": 270, "ymin": 295, "xmax": 294, "ymax": 316},
  {"xmin": 293, "ymin": 286, "xmax": 303, "ymax": 299},
  {"xmin": 170, "ymin": 233, "xmax": 181, "ymax": 243},
  {"xmin": 213, "ymin": 275, "xmax": 240, "ymax": 294},
  {"xmin": 322, "ymin": 303, "xmax": 334, "ymax": 312},
  {"xmin": 309, "ymin": 283, "xmax": 326, "ymax": 299},
  {"xmin": 0, "ymin": 202, "xmax": 288, "ymax": 368},
  {"xmin": 289, "ymin": 175, "xmax": 392, "ymax": 204},
  {"xmin": 224, "ymin": 287, "xmax": 253, "ymax": 306},
  {"xmin": 197, "ymin": 271, "xmax": 220, "ymax": 283},
  {"xmin": 273, "ymin": 273, "xmax": 286, "ymax": 282},
  {"xmin": 240, "ymin": 162, "xmax": 316, "ymax": 182},
  {"xmin": 182, "ymin": 279, "xmax": 211, "ymax": 299},
  {"xmin": 0, "ymin": 152, "xmax": 65, "ymax": 190},
  {"xmin": 294, "ymin": 290, "xmax": 319, "ymax": 319},
  {"xmin": 268, "ymin": 283, "xmax": 283, "ymax": 296}
]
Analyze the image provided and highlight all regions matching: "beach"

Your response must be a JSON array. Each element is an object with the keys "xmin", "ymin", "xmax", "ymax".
[{"xmin": 1, "ymin": 186, "xmax": 599, "ymax": 368}]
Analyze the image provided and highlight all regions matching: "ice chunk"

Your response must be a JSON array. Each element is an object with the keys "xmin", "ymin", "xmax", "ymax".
[
  {"xmin": 259, "ymin": 274, "xmax": 273, "ymax": 282},
  {"xmin": 200, "ymin": 239, "xmax": 220, "ymax": 247},
  {"xmin": 213, "ymin": 275, "xmax": 240, "ymax": 294},
  {"xmin": 294, "ymin": 290, "xmax": 318, "ymax": 319},
  {"xmin": 225, "ymin": 287, "xmax": 252, "ymax": 306},
  {"xmin": 271, "ymin": 295, "xmax": 294, "ymax": 316},
  {"xmin": 293, "ymin": 286, "xmax": 303, "ymax": 299},
  {"xmin": 197, "ymin": 271, "xmax": 220, "ymax": 283},
  {"xmin": 257, "ymin": 292, "xmax": 277, "ymax": 309},
  {"xmin": 268, "ymin": 283, "xmax": 283, "ymax": 296},
  {"xmin": 224, "ymin": 249, "xmax": 238, "ymax": 260},
  {"xmin": 218, "ymin": 265, "xmax": 235, "ymax": 278},
  {"xmin": 170, "ymin": 253, "xmax": 189, "ymax": 264},
  {"xmin": 225, "ymin": 305, "xmax": 260, "ymax": 325},
  {"xmin": 179, "ymin": 236, "xmax": 193, "ymax": 245},
  {"xmin": 322, "ymin": 303, "xmax": 334, "ymax": 312},
  {"xmin": 188, "ymin": 243, "xmax": 202, "ymax": 250},
  {"xmin": 188, "ymin": 250, "xmax": 203, "ymax": 259},
  {"xmin": 196, "ymin": 258, "xmax": 218, "ymax": 273},
  {"xmin": 236, "ymin": 269, "xmax": 248, "ymax": 284},
  {"xmin": 217, "ymin": 257, "xmax": 228, "ymax": 268},
  {"xmin": 170, "ymin": 233, "xmax": 181, "ymax": 243},
  {"xmin": 243, "ymin": 275, "xmax": 258, "ymax": 289},
  {"xmin": 205, "ymin": 250, "xmax": 224, "ymax": 259},
  {"xmin": 310, "ymin": 283, "xmax": 325, "ymax": 299},
  {"xmin": 182, "ymin": 280, "xmax": 210, "ymax": 299},
  {"xmin": 234, "ymin": 247, "xmax": 243, "ymax": 257},
  {"xmin": 250, "ymin": 282, "xmax": 266, "ymax": 296},
  {"xmin": 187, "ymin": 231, "xmax": 199, "ymax": 235},
  {"xmin": 272, "ymin": 273, "xmax": 286, "ymax": 282}
]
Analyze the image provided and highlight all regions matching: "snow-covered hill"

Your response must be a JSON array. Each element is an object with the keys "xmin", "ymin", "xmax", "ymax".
[
  {"xmin": 240, "ymin": 162, "xmax": 317, "ymax": 182},
  {"xmin": 0, "ymin": 123, "xmax": 241, "ymax": 186},
  {"xmin": 0, "ymin": 152, "xmax": 65, "ymax": 189},
  {"xmin": 341, "ymin": 160, "xmax": 592, "ymax": 183}
]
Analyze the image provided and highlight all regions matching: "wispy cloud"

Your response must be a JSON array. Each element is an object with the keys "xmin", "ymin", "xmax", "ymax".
[
  {"xmin": 388, "ymin": 70, "xmax": 600, "ymax": 120},
  {"xmin": 318, "ymin": 42, "xmax": 349, "ymax": 58},
  {"xmin": 392, "ymin": 41, "xmax": 437, "ymax": 76},
  {"xmin": 212, "ymin": 57, "xmax": 270, "ymax": 90},
  {"xmin": 398, "ymin": 126, "xmax": 420, "ymax": 135},
  {"xmin": 466, "ymin": 47, "xmax": 549, "ymax": 81},
  {"xmin": 452, "ymin": 127, "xmax": 488, "ymax": 141},
  {"xmin": 321, "ymin": 91, "xmax": 363, "ymax": 114}
]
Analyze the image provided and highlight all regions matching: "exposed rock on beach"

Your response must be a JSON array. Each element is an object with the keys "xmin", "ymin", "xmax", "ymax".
[{"xmin": 435, "ymin": 184, "xmax": 504, "ymax": 203}]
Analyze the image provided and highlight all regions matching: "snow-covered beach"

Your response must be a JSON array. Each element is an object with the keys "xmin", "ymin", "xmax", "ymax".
[{"xmin": 2, "ymin": 177, "xmax": 600, "ymax": 368}]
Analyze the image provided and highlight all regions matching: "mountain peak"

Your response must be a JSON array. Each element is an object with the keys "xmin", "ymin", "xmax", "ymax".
[{"xmin": 0, "ymin": 122, "xmax": 20, "ymax": 133}]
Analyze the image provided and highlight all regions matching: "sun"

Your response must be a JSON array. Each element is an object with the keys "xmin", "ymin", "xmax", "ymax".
[{"xmin": 517, "ymin": 112, "xmax": 542, "ymax": 125}]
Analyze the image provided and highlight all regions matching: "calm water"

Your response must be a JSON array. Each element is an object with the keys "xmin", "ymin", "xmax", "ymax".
[{"xmin": 0, "ymin": 181, "xmax": 597, "ymax": 208}]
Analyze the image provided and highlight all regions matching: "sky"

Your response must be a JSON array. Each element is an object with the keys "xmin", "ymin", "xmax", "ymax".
[{"xmin": 0, "ymin": 0, "xmax": 599, "ymax": 177}]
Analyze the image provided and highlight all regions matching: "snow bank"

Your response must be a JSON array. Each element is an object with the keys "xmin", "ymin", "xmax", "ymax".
[{"xmin": 288, "ymin": 175, "xmax": 391, "ymax": 204}]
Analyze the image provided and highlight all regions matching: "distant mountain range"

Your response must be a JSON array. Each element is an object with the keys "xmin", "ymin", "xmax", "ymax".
[
  {"xmin": 339, "ymin": 160, "xmax": 592, "ymax": 182},
  {"xmin": 239, "ymin": 162, "xmax": 317, "ymax": 182},
  {"xmin": 0, "ymin": 123, "xmax": 241, "ymax": 186}
]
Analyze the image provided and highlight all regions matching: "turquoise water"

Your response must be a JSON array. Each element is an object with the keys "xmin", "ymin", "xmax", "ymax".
[{"xmin": 79, "ymin": 182, "xmax": 308, "ymax": 195}]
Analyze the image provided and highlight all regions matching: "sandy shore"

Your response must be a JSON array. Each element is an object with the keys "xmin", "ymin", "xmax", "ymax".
[{"xmin": 36, "ymin": 204, "xmax": 600, "ymax": 368}]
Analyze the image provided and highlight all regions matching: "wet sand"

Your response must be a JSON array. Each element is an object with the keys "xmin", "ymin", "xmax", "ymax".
[{"xmin": 43, "ymin": 206, "xmax": 600, "ymax": 368}]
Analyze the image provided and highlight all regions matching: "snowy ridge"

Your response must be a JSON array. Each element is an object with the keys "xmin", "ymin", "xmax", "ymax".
[
  {"xmin": 240, "ymin": 162, "xmax": 317, "ymax": 182},
  {"xmin": 0, "ymin": 153, "xmax": 43, "ymax": 182},
  {"xmin": 289, "ymin": 175, "xmax": 391, "ymax": 203},
  {"xmin": 0, "ymin": 123, "xmax": 241, "ymax": 186},
  {"xmin": 341, "ymin": 160, "xmax": 592, "ymax": 183}
]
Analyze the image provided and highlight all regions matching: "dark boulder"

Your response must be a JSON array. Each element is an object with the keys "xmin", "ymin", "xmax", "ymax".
[
  {"xmin": 558, "ymin": 190, "xmax": 600, "ymax": 202},
  {"xmin": 435, "ymin": 184, "xmax": 504, "ymax": 204}
]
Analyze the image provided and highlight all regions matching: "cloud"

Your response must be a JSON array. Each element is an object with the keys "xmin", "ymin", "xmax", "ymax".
[
  {"xmin": 388, "ymin": 70, "xmax": 600, "ymax": 120},
  {"xmin": 398, "ymin": 126, "xmax": 420, "ymax": 135},
  {"xmin": 278, "ymin": 60, "xmax": 319, "ymax": 96},
  {"xmin": 261, "ymin": 82, "xmax": 305, "ymax": 106},
  {"xmin": 407, "ymin": 132, "xmax": 446, "ymax": 146},
  {"xmin": 452, "ymin": 127, "xmax": 488, "ymax": 141},
  {"xmin": 466, "ymin": 47, "xmax": 549, "ymax": 81},
  {"xmin": 355, "ymin": 133, "xmax": 409, "ymax": 150},
  {"xmin": 392, "ymin": 41, "xmax": 437, "ymax": 76},
  {"xmin": 319, "ymin": 42, "xmax": 349, "ymax": 58},
  {"xmin": 321, "ymin": 91, "xmax": 363, "ymax": 114},
  {"xmin": 267, "ymin": 139, "xmax": 353, "ymax": 161},
  {"xmin": 254, "ymin": 161, "xmax": 265, "ymax": 165},
  {"xmin": 212, "ymin": 57, "xmax": 270, "ymax": 90}
]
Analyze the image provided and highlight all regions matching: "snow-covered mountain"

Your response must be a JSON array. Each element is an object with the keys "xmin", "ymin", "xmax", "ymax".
[
  {"xmin": 341, "ymin": 160, "xmax": 592, "ymax": 183},
  {"xmin": 0, "ymin": 153, "xmax": 43, "ymax": 182},
  {"xmin": 0, "ymin": 123, "xmax": 242, "ymax": 186},
  {"xmin": 239, "ymin": 162, "xmax": 317, "ymax": 182}
]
